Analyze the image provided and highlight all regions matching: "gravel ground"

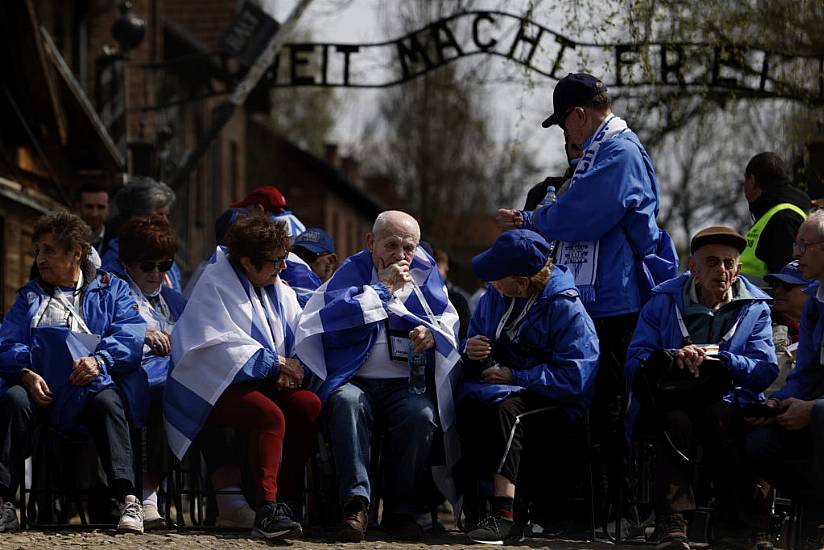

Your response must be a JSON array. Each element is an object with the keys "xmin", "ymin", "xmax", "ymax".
[{"xmin": 0, "ymin": 529, "xmax": 635, "ymax": 549}]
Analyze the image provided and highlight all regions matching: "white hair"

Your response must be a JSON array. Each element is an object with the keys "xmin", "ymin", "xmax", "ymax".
[
  {"xmin": 372, "ymin": 210, "xmax": 420, "ymax": 240},
  {"xmin": 806, "ymin": 209, "xmax": 824, "ymax": 239}
]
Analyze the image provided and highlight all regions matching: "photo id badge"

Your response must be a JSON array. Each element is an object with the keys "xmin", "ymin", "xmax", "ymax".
[{"xmin": 385, "ymin": 319, "xmax": 413, "ymax": 363}]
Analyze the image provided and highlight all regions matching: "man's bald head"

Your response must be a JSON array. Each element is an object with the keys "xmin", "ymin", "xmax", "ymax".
[
  {"xmin": 372, "ymin": 210, "xmax": 420, "ymax": 241},
  {"xmin": 367, "ymin": 210, "xmax": 421, "ymax": 271}
]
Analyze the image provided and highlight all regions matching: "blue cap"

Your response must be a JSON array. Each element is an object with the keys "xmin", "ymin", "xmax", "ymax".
[
  {"xmin": 294, "ymin": 228, "xmax": 335, "ymax": 255},
  {"xmin": 472, "ymin": 230, "xmax": 551, "ymax": 281},
  {"xmin": 764, "ymin": 260, "xmax": 809, "ymax": 286}
]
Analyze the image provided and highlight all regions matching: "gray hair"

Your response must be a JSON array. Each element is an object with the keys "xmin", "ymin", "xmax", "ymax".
[
  {"xmin": 114, "ymin": 177, "xmax": 175, "ymax": 220},
  {"xmin": 806, "ymin": 210, "xmax": 824, "ymax": 239},
  {"xmin": 372, "ymin": 210, "xmax": 420, "ymax": 240}
]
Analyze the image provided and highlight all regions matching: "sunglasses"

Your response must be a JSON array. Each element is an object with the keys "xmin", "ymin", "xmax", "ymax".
[{"xmin": 139, "ymin": 259, "xmax": 174, "ymax": 273}]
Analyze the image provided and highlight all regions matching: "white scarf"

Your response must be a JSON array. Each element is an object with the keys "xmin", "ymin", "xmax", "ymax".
[{"xmin": 555, "ymin": 114, "xmax": 629, "ymax": 303}]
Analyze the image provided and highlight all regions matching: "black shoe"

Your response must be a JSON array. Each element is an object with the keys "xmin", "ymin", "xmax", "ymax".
[
  {"xmin": 251, "ymin": 502, "xmax": 303, "ymax": 540},
  {"xmin": 0, "ymin": 498, "xmax": 19, "ymax": 532},
  {"xmin": 655, "ymin": 513, "xmax": 690, "ymax": 550},
  {"xmin": 467, "ymin": 514, "xmax": 515, "ymax": 545},
  {"xmin": 380, "ymin": 513, "xmax": 424, "ymax": 541}
]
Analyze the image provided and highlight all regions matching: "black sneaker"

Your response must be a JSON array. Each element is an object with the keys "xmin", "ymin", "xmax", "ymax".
[
  {"xmin": 0, "ymin": 498, "xmax": 18, "ymax": 532},
  {"xmin": 251, "ymin": 502, "xmax": 303, "ymax": 540},
  {"xmin": 655, "ymin": 513, "xmax": 690, "ymax": 550},
  {"xmin": 467, "ymin": 514, "xmax": 514, "ymax": 545}
]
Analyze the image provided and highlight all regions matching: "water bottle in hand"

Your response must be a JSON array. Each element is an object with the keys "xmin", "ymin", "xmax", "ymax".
[
  {"xmin": 408, "ymin": 343, "xmax": 427, "ymax": 395},
  {"xmin": 538, "ymin": 183, "xmax": 557, "ymax": 208}
]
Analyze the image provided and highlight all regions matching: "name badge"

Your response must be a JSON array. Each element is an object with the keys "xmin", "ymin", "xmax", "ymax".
[{"xmin": 388, "ymin": 332, "xmax": 412, "ymax": 363}]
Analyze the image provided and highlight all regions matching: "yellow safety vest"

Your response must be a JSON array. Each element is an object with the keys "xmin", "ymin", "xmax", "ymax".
[{"xmin": 741, "ymin": 203, "xmax": 806, "ymax": 278}]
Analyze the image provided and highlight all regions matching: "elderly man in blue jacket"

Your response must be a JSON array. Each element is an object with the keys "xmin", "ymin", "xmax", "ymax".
[
  {"xmin": 498, "ymin": 73, "xmax": 663, "ymax": 515},
  {"xmin": 625, "ymin": 227, "xmax": 777, "ymax": 550},
  {"xmin": 457, "ymin": 230, "xmax": 599, "ymax": 544},
  {"xmin": 745, "ymin": 212, "xmax": 824, "ymax": 550}
]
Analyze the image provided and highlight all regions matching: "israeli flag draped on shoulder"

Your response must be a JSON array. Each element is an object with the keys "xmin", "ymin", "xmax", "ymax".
[
  {"xmin": 295, "ymin": 247, "xmax": 463, "ymax": 510},
  {"xmin": 163, "ymin": 246, "xmax": 301, "ymax": 459},
  {"xmin": 273, "ymin": 211, "xmax": 306, "ymax": 243},
  {"xmin": 282, "ymin": 252, "xmax": 321, "ymax": 307},
  {"xmin": 555, "ymin": 114, "xmax": 628, "ymax": 303},
  {"xmin": 295, "ymin": 247, "xmax": 461, "ymax": 431}
]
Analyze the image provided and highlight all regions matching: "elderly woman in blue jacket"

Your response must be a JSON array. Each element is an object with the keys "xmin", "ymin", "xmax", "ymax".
[
  {"xmin": 456, "ymin": 230, "xmax": 600, "ymax": 545},
  {"xmin": 0, "ymin": 212, "xmax": 146, "ymax": 534},
  {"xmin": 624, "ymin": 227, "xmax": 777, "ymax": 550},
  {"xmin": 110, "ymin": 213, "xmax": 186, "ymax": 529}
]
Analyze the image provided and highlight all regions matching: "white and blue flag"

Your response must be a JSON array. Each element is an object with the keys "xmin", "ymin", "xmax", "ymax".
[
  {"xmin": 294, "ymin": 247, "xmax": 462, "ymax": 505},
  {"xmin": 163, "ymin": 246, "xmax": 302, "ymax": 459}
]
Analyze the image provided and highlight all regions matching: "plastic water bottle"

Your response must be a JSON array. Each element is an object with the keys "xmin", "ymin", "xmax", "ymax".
[
  {"xmin": 408, "ymin": 343, "xmax": 427, "ymax": 395},
  {"xmin": 538, "ymin": 184, "xmax": 557, "ymax": 208}
]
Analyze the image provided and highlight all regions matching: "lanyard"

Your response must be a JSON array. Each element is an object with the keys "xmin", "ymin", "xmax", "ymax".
[
  {"xmin": 52, "ymin": 289, "xmax": 93, "ymax": 335},
  {"xmin": 674, "ymin": 304, "xmax": 740, "ymax": 345},
  {"xmin": 411, "ymin": 281, "xmax": 438, "ymax": 326},
  {"xmin": 495, "ymin": 293, "xmax": 539, "ymax": 341}
]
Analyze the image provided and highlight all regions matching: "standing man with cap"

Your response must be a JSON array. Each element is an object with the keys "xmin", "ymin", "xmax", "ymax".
[
  {"xmin": 293, "ymin": 228, "xmax": 338, "ymax": 283},
  {"xmin": 498, "ymin": 72, "xmax": 664, "ymax": 520},
  {"xmin": 745, "ymin": 211, "xmax": 824, "ymax": 550},
  {"xmin": 457, "ymin": 229, "xmax": 599, "ymax": 544},
  {"xmin": 740, "ymin": 152, "xmax": 810, "ymax": 284},
  {"xmin": 625, "ymin": 227, "xmax": 777, "ymax": 550}
]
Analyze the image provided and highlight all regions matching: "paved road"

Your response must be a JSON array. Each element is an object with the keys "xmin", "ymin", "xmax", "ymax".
[{"xmin": 0, "ymin": 529, "xmax": 640, "ymax": 549}]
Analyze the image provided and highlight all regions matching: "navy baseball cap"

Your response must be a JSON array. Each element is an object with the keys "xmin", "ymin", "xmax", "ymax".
[
  {"xmin": 472, "ymin": 230, "xmax": 551, "ymax": 281},
  {"xmin": 542, "ymin": 73, "xmax": 609, "ymax": 128},
  {"xmin": 294, "ymin": 228, "xmax": 335, "ymax": 255},
  {"xmin": 764, "ymin": 260, "xmax": 809, "ymax": 287}
]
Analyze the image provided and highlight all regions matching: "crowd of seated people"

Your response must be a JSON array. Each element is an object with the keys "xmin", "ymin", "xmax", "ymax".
[{"xmin": 0, "ymin": 72, "xmax": 821, "ymax": 550}]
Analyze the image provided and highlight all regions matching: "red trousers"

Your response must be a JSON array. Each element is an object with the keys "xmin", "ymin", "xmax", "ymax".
[{"xmin": 208, "ymin": 384, "xmax": 321, "ymax": 506}]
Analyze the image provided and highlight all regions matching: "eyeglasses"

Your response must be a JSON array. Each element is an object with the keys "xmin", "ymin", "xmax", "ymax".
[
  {"xmin": 558, "ymin": 107, "xmax": 578, "ymax": 131},
  {"xmin": 793, "ymin": 239, "xmax": 824, "ymax": 254},
  {"xmin": 267, "ymin": 254, "xmax": 288, "ymax": 268},
  {"xmin": 139, "ymin": 259, "xmax": 174, "ymax": 273}
]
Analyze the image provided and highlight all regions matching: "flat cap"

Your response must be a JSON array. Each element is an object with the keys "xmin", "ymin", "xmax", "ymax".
[{"xmin": 690, "ymin": 226, "xmax": 747, "ymax": 254}]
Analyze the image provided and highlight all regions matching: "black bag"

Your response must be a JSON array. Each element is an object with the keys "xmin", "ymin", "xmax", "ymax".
[{"xmin": 634, "ymin": 349, "xmax": 732, "ymax": 411}]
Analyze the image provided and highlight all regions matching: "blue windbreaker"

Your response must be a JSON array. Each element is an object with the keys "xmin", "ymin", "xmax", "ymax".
[
  {"xmin": 771, "ymin": 283, "xmax": 824, "ymax": 401},
  {"xmin": 456, "ymin": 264, "xmax": 600, "ymax": 420},
  {"xmin": 625, "ymin": 273, "xmax": 778, "ymax": 408},
  {"xmin": 0, "ymin": 272, "xmax": 146, "ymax": 429},
  {"xmin": 114, "ymin": 283, "xmax": 187, "ymax": 428},
  {"xmin": 101, "ymin": 237, "xmax": 183, "ymax": 293},
  {"xmin": 523, "ymin": 130, "xmax": 660, "ymax": 319}
]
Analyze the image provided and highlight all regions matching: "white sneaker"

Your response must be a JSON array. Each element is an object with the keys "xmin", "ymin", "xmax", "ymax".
[
  {"xmin": 117, "ymin": 495, "xmax": 144, "ymax": 533},
  {"xmin": 216, "ymin": 504, "xmax": 256, "ymax": 529},
  {"xmin": 142, "ymin": 502, "xmax": 165, "ymax": 530}
]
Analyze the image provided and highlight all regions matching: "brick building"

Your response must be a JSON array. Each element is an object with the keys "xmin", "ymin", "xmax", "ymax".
[{"xmin": 1, "ymin": 0, "xmax": 385, "ymax": 303}]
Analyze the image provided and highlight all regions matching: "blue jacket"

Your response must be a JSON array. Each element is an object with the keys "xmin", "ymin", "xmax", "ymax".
[
  {"xmin": 101, "ymin": 237, "xmax": 183, "ymax": 293},
  {"xmin": 771, "ymin": 283, "xmax": 824, "ymax": 401},
  {"xmin": 625, "ymin": 273, "xmax": 778, "ymax": 408},
  {"xmin": 457, "ymin": 265, "xmax": 600, "ymax": 420},
  {"xmin": 0, "ymin": 272, "xmax": 146, "ymax": 429},
  {"xmin": 114, "ymin": 284, "xmax": 187, "ymax": 428},
  {"xmin": 523, "ymin": 130, "xmax": 660, "ymax": 319}
]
